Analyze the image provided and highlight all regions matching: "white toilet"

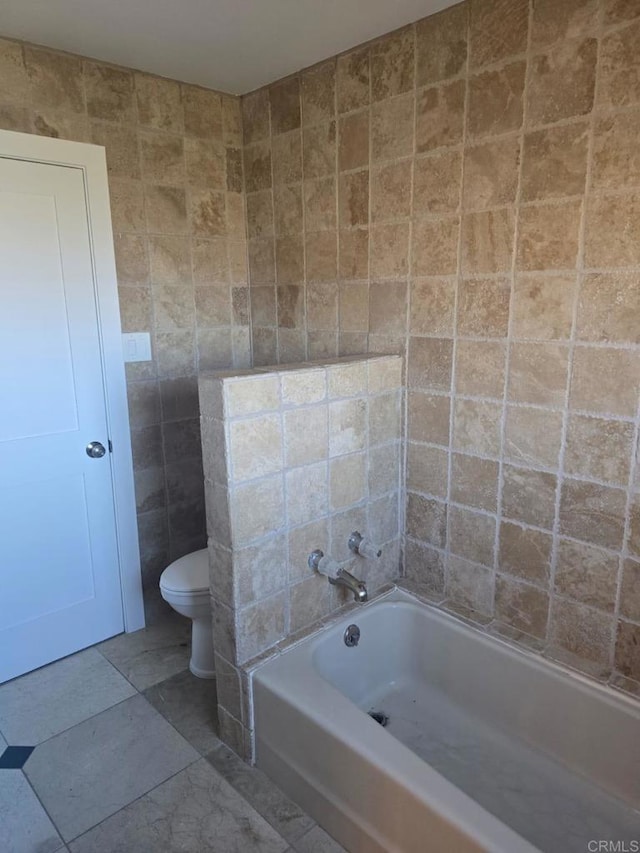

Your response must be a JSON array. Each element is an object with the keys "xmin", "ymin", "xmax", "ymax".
[{"xmin": 159, "ymin": 549, "xmax": 215, "ymax": 679}]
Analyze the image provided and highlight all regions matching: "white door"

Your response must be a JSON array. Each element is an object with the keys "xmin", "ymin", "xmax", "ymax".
[{"xmin": 0, "ymin": 155, "xmax": 124, "ymax": 683}]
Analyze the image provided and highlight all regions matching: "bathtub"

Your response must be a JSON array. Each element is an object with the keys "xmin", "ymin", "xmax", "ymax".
[{"xmin": 253, "ymin": 589, "xmax": 640, "ymax": 853}]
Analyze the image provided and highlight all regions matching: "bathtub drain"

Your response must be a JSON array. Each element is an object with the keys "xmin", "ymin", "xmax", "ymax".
[{"xmin": 368, "ymin": 710, "xmax": 389, "ymax": 727}]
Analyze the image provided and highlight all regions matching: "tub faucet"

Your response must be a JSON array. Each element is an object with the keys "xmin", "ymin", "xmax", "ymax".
[{"xmin": 308, "ymin": 549, "xmax": 368, "ymax": 603}]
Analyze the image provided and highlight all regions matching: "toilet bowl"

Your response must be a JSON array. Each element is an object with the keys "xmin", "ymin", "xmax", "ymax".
[{"xmin": 159, "ymin": 549, "xmax": 215, "ymax": 679}]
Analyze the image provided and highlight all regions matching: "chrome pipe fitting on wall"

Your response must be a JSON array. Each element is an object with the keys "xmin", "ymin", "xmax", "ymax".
[{"xmin": 348, "ymin": 531, "xmax": 382, "ymax": 559}]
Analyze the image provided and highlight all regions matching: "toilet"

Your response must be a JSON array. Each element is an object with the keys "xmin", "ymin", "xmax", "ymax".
[{"xmin": 159, "ymin": 549, "xmax": 215, "ymax": 679}]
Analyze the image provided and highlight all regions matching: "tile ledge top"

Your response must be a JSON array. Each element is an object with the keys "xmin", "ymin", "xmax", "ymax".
[{"xmin": 200, "ymin": 353, "xmax": 402, "ymax": 381}]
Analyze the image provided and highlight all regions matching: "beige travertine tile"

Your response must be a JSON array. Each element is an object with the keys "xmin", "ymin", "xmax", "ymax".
[
  {"xmin": 114, "ymin": 234, "xmax": 149, "ymax": 285},
  {"xmin": 407, "ymin": 493, "xmax": 447, "ymax": 548},
  {"xmin": 328, "ymin": 398, "xmax": 366, "ymax": 456},
  {"xmin": 451, "ymin": 453, "xmax": 499, "ymax": 512},
  {"xmin": 410, "ymin": 278, "xmax": 456, "ymax": 336},
  {"xmin": 25, "ymin": 46, "xmax": 84, "ymax": 113},
  {"xmin": 408, "ymin": 391, "xmax": 451, "ymax": 446},
  {"xmin": 370, "ymin": 223, "xmax": 410, "ymax": 278},
  {"xmin": 307, "ymin": 282, "xmax": 338, "ymax": 330},
  {"xmin": 407, "ymin": 442, "xmax": 448, "ymax": 497},
  {"xmin": 329, "ymin": 452, "xmax": 366, "ymax": 510},
  {"xmin": 526, "ymin": 38, "xmax": 597, "ymax": 126},
  {"xmin": 336, "ymin": 47, "xmax": 370, "ymax": 113},
  {"xmin": 615, "ymin": 620, "xmax": 640, "ymax": 682},
  {"xmin": 463, "ymin": 136, "xmax": 520, "ymax": 211},
  {"xmin": 457, "ymin": 277, "xmax": 511, "ymax": 337},
  {"xmin": 555, "ymin": 539, "xmax": 619, "ymax": 612},
  {"xmin": 275, "ymin": 239, "xmax": 304, "ymax": 286},
  {"xmin": 598, "ymin": 20, "xmax": 640, "ymax": 108},
  {"xmin": 372, "ymin": 160, "xmax": 413, "ymax": 221},
  {"xmin": 469, "ymin": 0, "xmax": 529, "ymax": 69},
  {"xmin": 225, "ymin": 375, "xmax": 279, "ymax": 417},
  {"xmin": 250, "ymin": 286, "xmax": 277, "ymax": 326},
  {"xmin": 592, "ymin": 110, "xmax": 640, "ymax": 190},
  {"xmin": 502, "ymin": 464, "xmax": 557, "ymax": 529},
  {"xmin": 369, "ymin": 281, "xmax": 407, "ymax": 336},
  {"xmin": 368, "ymin": 356, "xmax": 402, "ymax": 391},
  {"xmin": 508, "ymin": 342, "xmax": 569, "ymax": 407},
  {"xmin": 236, "ymin": 591, "xmax": 287, "ymax": 663},
  {"xmin": 232, "ymin": 534, "xmax": 287, "ymax": 606},
  {"xmin": 155, "ymin": 283, "xmax": 195, "ymax": 330},
  {"xmin": 408, "ymin": 337, "xmax": 453, "ymax": 392},
  {"xmin": 371, "ymin": 28, "xmax": 414, "ymax": 102},
  {"xmin": 531, "ymin": 0, "xmax": 599, "ymax": 50},
  {"xmin": 516, "ymin": 200, "xmax": 581, "ymax": 271},
  {"xmin": 405, "ymin": 538, "xmax": 446, "ymax": 595},
  {"xmin": 550, "ymin": 598, "xmax": 613, "ymax": 668},
  {"xmin": 229, "ymin": 476, "xmax": 285, "ymax": 546},
  {"xmin": 145, "ymin": 185, "xmax": 188, "ymax": 234},
  {"xmin": 182, "ymin": 85, "xmax": 222, "ymax": 139},
  {"xmin": 559, "ymin": 479, "xmax": 627, "ymax": 550},
  {"xmin": 456, "ymin": 340, "xmax": 506, "ymax": 399},
  {"xmin": 449, "ymin": 506, "xmax": 496, "ymax": 568},
  {"xmin": 119, "ymin": 286, "xmax": 152, "ymax": 333},
  {"xmin": 269, "ymin": 76, "xmax": 300, "ymax": 135},
  {"xmin": 272, "ymin": 130, "xmax": 302, "ymax": 184},
  {"xmin": 91, "ymin": 123, "xmax": 140, "ymax": 179},
  {"xmin": 505, "ymin": 405, "xmax": 563, "ymax": 469},
  {"xmin": 189, "ymin": 190, "xmax": 226, "ymax": 238},
  {"xmin": 289, "ymin": 575, "xmax": 335, "ymax": 634},
  {"xmin": 191, "ymin": 238, "xmax": 228, "ymax": 284},
  {"xmin": 521, "ymin": 122, "xmax": 589, "ymax": 202},
  {"xmin": 453, "ymin": 399, "xmax": 502, "ymax": 458},
  {"xmin": 564, "ymin": 414, "xmax": 634, "ymax": 486},
  {"xmin": 416, "ymin": 79, "xmax": 465, "ymax": 153},
  {"xmin": 303, "ymin": 121, "xmax": 336, "ymax": 179},
  {"xmin": 288, "ymin": 517, "xmax": 330, "ymax": 583},
  {"xmin": 412, "ymin": 217, "xmax": 460, "ymax": 276},
  {"xmin": 305, "ymin": 231, "xmax": 337, "ymax": 282},
  {"xmin": 604, "ymin": 0, "xmax": 640, "ymax": 25},
  {"xmin": 416, "ymin": 3, "xmax": 468, "ymax": 87},
  {"xmin": 338, "ymin": 229, "xmax": 369, "ymax": 281},
  {"xmin": 512, "ymin": 274, "xmax": 576, "ymax": 340},
  {"xmin": 371, "ymin": 94, "xmax": 414, "ymax": 162},
  {"xmin": 495, "ymin": 575, "xmax": 549, "ymax": 639},
  {"xmin": 499, "ymin": 522, "xmax": 552, "ymax": 585},
  {"xmin": 413, "ymin": 150, "xmax": 461, "ymax": 217},
  {"xmin": 339, "ymin": 281, "xmax": 369, "ymax": 331},
  {"xmin": 281, "ymin": 369, "xmax": 326, "ymax": 406},
  {"xmin": 301, "ymin": 60, "xmax": 335, "ymax": 127},
  {"xmin": 630, "ymin": 494, "xmax": 640, "ymax": 558},
  {"xmin": 243, "ymin": 141, "xmax": 272, "ymax": 193},
  {"xmin": 246, "ymin": 190, "xmax": 274, "ymax": 239},
  {"xmin": 447, "ymin": 556, "xmax": 494, "ymax": 615},
  {"xmin": 620, "ymin": 559, "xmax": 640, "ymax": 622},
  {"xmin": 370, "ymin": 441, "xmax": 401, "ymax": 496},
  {"xmin": 284, "ymin": 407, "xmax": 328, "ymax": 467},
  {"xmin": 85, "ymin": 62, "xmax": 135, "ymax": 123},
  {"xmin": 305, "ymin": 177, "xmax": 337, "ymax": 232},
  {"xmin": 584, "ymin": 193, "xmax": 640, "ymax": 269},
  {"xmin": 339, "ymin": 171, "xmax": 369, "ymax": 228},
  {"xmin": 338, "ymin": 110, "xmax": 369, "ymax": 172},
  {"xmin": 467, "ymin": 62, "xmax": 525, "ymax": 141},
  {"xmin": 369, "ymin": 390, "xmax": 401, "ymax": 446},
  {"xmin": 0, "ymin": 39, "xmax": 29, "ymax": 103},
  {"xmin": 185, "ymin": 137, "xmax": 225, "ymax": 190},
  {"xmin": 569, "ymin": 346, "xmax": 640, "ymax": 417},
  {"xmin": 461, "ymin": 209, "xmax": 515, "ymax": 274},
  {"xmin": 286, "ymin": 462, "xmax": 328, "ymax": 526},
  {"xmin": 274, "ymin": 184, "xmax": 303, "ymax": 236},
  {"xmin": 135, "ymin": 73, "xmax": 183, "ymax": 132},
  {"xmin": 242, "ymin": 89, "xmax": 269, "ymax": 144},
  {"xmin": 327, "ymin": 361, "xmax": 367, "ymax": 398}
]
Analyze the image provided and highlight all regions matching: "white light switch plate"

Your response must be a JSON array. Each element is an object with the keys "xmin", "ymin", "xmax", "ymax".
[{"xmin": 122, "ymin": 332, "xmax": 152, "ymax": 363}]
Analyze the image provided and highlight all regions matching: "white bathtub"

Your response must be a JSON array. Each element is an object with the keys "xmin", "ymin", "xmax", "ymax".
[{"xmin": 253, "ymin": 589, "xmax": 640, "ymax": 853}]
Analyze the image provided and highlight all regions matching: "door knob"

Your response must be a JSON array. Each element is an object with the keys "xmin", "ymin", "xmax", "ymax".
[{"xmin": 86, "ymin": 441, "xmax": 106, "ymax": 458}]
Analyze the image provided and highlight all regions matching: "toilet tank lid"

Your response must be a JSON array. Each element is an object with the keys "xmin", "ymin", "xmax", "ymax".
[{"xmin": 160, "ymin": 549, "xmax": 209, "ymax": 594}]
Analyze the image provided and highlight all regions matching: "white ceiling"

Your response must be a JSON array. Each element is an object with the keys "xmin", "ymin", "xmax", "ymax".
[{"xmin": 1, "ymin": 0, "xmax": 456, "ymax": 94}]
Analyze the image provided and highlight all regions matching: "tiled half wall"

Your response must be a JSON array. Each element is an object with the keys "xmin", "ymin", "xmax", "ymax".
[{"xmin": 199, "ymin": 355, "xmax": 403, "ymax": 755}]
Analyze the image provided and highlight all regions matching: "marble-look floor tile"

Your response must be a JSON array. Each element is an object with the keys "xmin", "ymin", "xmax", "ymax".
[
  {"xmin": 68, "ymin": 758, "xmax": 288, "ymax": 853},
  {"xmin": 97, "ymin": 614, "xmax": 191, "ymax": 690},
  {"xmin": 206, "ymin": 742, "xmax": 314, "ymax": 843},
  {"xmin": 143, "ymin": 668, "xmax": 219, "ymax": 754},
  {"xmin": 0, "ymin": 648, "xmax": 136, "ymax": 745},
  {"xmin": 0, "ymin": 771, "xmax": 64, "ymax": 853},
  {"xmin": 293, "ymin": 825, "xmax": 347, "ymax": 853},
  {"xmin": 25, "ymin": 694, "xmax": 199, "ymax": 841}
]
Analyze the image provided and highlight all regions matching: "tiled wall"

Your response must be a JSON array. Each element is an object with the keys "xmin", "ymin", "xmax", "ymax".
[
  {"xmin": 241, "ymin": 0, "xmax": 640, "ymax": 696},
  {"xmin": 0, "ymin": 38, "xmax": 247, "ymax": 620},
  {"xmin": 199, "ymin": 355, "xmax": 403, "ymax": 754}
]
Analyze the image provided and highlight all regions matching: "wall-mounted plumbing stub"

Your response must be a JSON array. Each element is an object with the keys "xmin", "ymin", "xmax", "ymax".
[{"xmin": 348, "ymin": 532, "xmax": 382, "ymax": 559}]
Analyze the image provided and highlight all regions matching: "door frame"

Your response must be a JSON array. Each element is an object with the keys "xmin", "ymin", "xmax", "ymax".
[{"xmin": 0, "ymin": 129, "xmax": 145, "ymax": 633}]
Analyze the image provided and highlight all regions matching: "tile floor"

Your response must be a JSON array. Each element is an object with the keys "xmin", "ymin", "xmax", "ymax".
[{"xmin": 0, "ymin": 614, "xmax": 346, "ymax": 853}]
